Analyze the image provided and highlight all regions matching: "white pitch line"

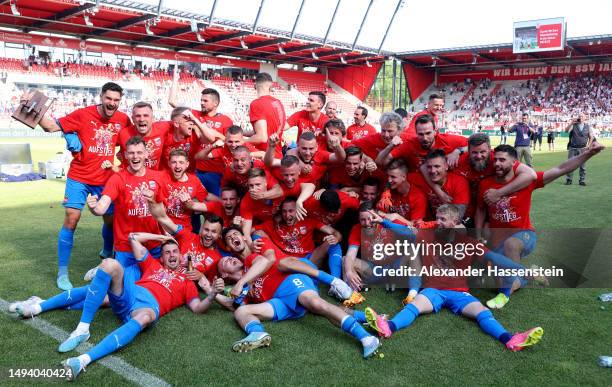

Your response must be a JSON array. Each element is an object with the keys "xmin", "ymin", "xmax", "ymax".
[{"xmin": 0, "ymin": 298, "xmax": 171, "ymax": 387}]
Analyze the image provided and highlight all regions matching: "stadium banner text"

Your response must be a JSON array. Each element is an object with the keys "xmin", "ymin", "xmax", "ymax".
[{"xmin": 438, "ymin": 63, "xmax": 611, "ymax": 82}]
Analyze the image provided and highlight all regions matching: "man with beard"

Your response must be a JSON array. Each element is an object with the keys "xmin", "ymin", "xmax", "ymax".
[
  {"xmin": 362, "ymin": 205, "xmax": 544, "ymax": 353},
  {"xmin": 195, "ymin": 125, "xmax": 265, "ymax": 195},
  {"xmin": 377, "ymin": 159, "xmax": 427, "ymax": 224},
  {"xmin": 325, "ymin": 100, "xmax": 339, "ymax": 120},
  {"xmin": 408, "ymin": 149, "xmax": 471, "ymax": 220},
  {"xmin": 328, "ymin": 146, "xmax": 374, "ymax": 194},
  {"xmin": 346, "ymin": 107, "xmax": 376, "ymax": 141},
  {"xmin": 404, "ymin": 94, "xmax": 445, "ymax": 138},
  {"xmin": 248, "ymin": 72, "xmax": 286, "ymax": 157},
  {"xmin": 12, "ymin": 232, "xmax": 216, "ymax": 381},
  {"xmin": 116, "ymin": 102, "xmax": 168, "ymax": 171},
  {"xmin": 267, "ymin": 131, "xmax": 345, "ymax": 186},
  {"xmin": 476, "ymin": 142, "xmax": 605, "ymax": 309},
  {"xmin": 255, "ymin": 197, "xmax": 343, "ymax": 278},
  {"xmin": 17, "ymin": 82, "xmax": 131, "ymax": 290},
  {"xmin": 86, "ymin": 136, "xmax": 164, "ymax": 284},
  {"xmin": 214, "ymin": 226, "xmax": 381, "ymax": 358},
  {"xmin": 158, "ymin": 149, "xmax": 219, "ymax": 233},
  {"xmin": 266, "ymin": 155, "xmax": 316, "ymax": 219},
  {"xmin": 286, "ymin": 91, "xmax": 329, "ymax": 139},
  {"xmin": 377, "ymin": 114, "xmax": 467, "ymax": 171}
]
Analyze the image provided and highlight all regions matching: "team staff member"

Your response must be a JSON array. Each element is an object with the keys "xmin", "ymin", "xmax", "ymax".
[
  {"xmin": 564, "ymin": 113, "xmax": 594, "ymax": 186},
  {"xmin": 508, "ymin": 113, "xmax": 534, "ymax": 167},
  {"xmin": 346, "ymin": 107, "xmax": 376, "ymax": 141}
]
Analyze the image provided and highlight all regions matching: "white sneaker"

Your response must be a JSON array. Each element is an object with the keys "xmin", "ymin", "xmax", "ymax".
[
  {"xmin": 9, "ymin": 296, "xmax": 43, "ymax": 313},
  {"xmin": 83, "ymin": 267, "xmax": 98, "ymax": 282},
  {"xmin": 328, "ymin": 278, "xmax": 353, "ymax": 300},
  {"xmin": 15, "ymin": 303, "xmax": 41, "ymax": 318}
]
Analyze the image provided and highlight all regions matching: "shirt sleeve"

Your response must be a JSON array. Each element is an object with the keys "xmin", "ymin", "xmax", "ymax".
[
  {"xmin": 348, "ymin": 224, "xmax": 361, "ymax": 247},
  {"xmin": 249, "ymin": 100, "xmax": 265, "ymax": 122},
  {"xmin": 287, "ymin": 111, "xmax": 300, "ymax": 127},
  {"xmin": 534, "ymin": 171, "xmax": 545, "ymax": 190},
  {"xmin": 57, "ymin": 108, "xmax": 83, "ymax": 134}
]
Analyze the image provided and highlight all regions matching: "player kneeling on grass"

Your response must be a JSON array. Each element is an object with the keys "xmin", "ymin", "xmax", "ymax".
[
  {"xmin": 359, "ymin": 205, "xmax": 544, "ymax": 352},
  {"xmin": 215, "ymin": 226, "xmax": 381, "ymax": 358},
  {"xmin": 10, "ymin": 232, "xmax": 217, "ymax": 381}
]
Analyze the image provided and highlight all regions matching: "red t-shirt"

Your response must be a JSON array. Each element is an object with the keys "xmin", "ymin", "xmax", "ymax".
[
  {"xmin": 239, "ymin": 194, "xmax": 280, "ymax": 224},
  {"xmin": 161, "ymin": 123, "xmax": 200, "ymax": 171},
  {"xmin": 287, "ymin": 110, "xmax": 329, "ymax": 139},
  {"xmin": 404, "ymin": 109, "xmax": 440, "ymax": 140},
  {"xmin": 390, "ymin": 134, "xmax": 468, "ymax": 172},
  {"xmin": 191, "ymin": 110, "xmax": 233, "ymax": 171},
  {"xmin": 102, "ymin": 169, "xmax": 164, "ymax": 252},
  {"xmin": 303, "ymin": 191, "xmax": 359, "ymax": 225},
  {"xmin": 59, "ymin": 105, "xmax": 131, "ymax": 185},
  {"xmin": 327, "ymin": 165, "xmax": 371, "ymax": 189},
  {"xmin": 347, "ymin": 123, "xmax": 376, "ymax": 141},
  {"xmin": 409, "ymin": 172, "xmax": 471, "ymax": 219},
  {"xmin": 117, "ymin": 121, "xmax": 169, "ymax": 170},
  {"xmin": 159, "ymin": 172, "xmax": 208, "ymax": 230},
  {"xmin": 137, "ymin": 256, "xmax": 199, "ymax": 317},
  {"xmin": 244, "ymin": 238, "xmax": 287, "ymax": 304},
  {"xmin": 257, "ymin": 218, "xmax": 324, "ymax": 256},
  {"xmin": 249, "ymin": 95, "xmax": 286, "ymax": 157},
  {"xmin": 296, "ymin": 150, "xmax": 332, "ymax": 185},
  {"xmin": 376, "ymin": 186, "xmax": 428, "ymax": 221},
  {"xmin": 477, "ymin": 171, "xmax": 545, "ymax": 246},
  {"xmin": 200, "ymin": 143, "xmax": 259, "ymax": 174},
  {"xmin": 275, "ymin": 174, "xmax": 313, "ymax": 198},
  {"xmin": 350, "ymin": 133, "xmax": 388, "ymax": 160},
  {"xmin": 173, "ymin": 227, "xmax": 222, "ymax": 280}
]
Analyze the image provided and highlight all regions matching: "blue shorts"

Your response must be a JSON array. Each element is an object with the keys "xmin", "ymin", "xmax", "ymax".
[
  {"xmin": 494, "ymin": 230, "xmax": 537, "ymax": 258},
  {"xmin": 269, "ymin": 274, "xmax": 318, "ymax": 321},
  {"xmin": 109, "ymin": 278, "xmax": 160, "ymax": 323},
  {"xmin": 420, "ymin": 288, "xmax": 479, "ymax": 315},
  {"xmin": 195, "ymin": 170, "xmax": 221, "ymax": 197},
  {"xmin": 63, "ymin": 177, "xmax": 114, "ymax": 214},
  {"xmin": 115, "ymin": 247, "xmax": 161, "ymax": 283}
]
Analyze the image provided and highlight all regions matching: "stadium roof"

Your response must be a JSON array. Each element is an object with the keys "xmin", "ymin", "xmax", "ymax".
[
  {"xmin": 0, "ymin": 0, "xmax": 392, "ymax": 67},
  {"xmin": 397, "ymin": 35, "xmax": 612, "ymax": 70}
]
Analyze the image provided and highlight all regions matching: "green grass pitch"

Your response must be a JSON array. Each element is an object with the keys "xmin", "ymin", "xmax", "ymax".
[{"xmin": 0, "ymin": 136, "xmax": 611, "ymax": 386}]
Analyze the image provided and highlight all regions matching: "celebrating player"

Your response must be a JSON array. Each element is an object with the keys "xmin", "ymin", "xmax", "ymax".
[
  {"xmin": 286, "ymin": 91, "xmax": 329, "ymax": 139},
  {"xmin": 248, "ymin": 72, "xmax": 286, "ymax": 157},
  {"xmin": 346, "ymin": 107, "xmax": 376, "ymax": 141}
]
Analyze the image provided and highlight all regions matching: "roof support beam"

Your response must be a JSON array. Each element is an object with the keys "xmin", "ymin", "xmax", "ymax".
[
  {"xmin": 378, "ymin": 0, "xmax": 403, "ymax": 54},
  {"xmin": 352, "ymin": 0, "xmax": 374, "ymax": 50},
  {"xmin": 182, "ymin": 30, "xmax": 251, "ymax": 49},
  {"xmin": 140, "ymin": 25, "xmax": 192, "ymax": 43},
  {"xmin": 290, "ymin": 0, "xmax": 306, "ymax": 39},
  {"xmin": 317, "ymin": 48, "xmax": 350, "ymax": 57},
  {"xmin": 29, "ymin": 3, "xmax": 96, "ymax": 29},
  {"xmin": 91, "ymin": 14, "xmax": 156, "ymax": 36},
  {"xmin": 284, "ymin": 43, "xmax": 320, "ymax": 53},
  {"xmin": 247, "ymin": 37, "xmax": 289, "ymax": 50},
  {"xmin": 323, "ymin": 0, "xmax": 341, "ymax": 46},
  {"xmin": 208, "ymin": 0, "xmax": 218, "ymax": 26},
  {"xmin": 252, "ymin": 0, "xmax": 266, "ymax": 32}
]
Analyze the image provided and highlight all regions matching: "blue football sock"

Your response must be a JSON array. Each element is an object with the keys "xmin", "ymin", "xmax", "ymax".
[
  {"xmin": 80, "ymin": 269, "xmax": 111, "ymax": 324},
  {"xmin": 87, "ymin": 319, "xmax": 142, "ymax": 362},
  {"xmin": 40, "ymin": 286, "xmax": 88, "ymax": 312},
  {"xmin": 65, "ymin": 299, "xmax": 85, "ymax": 310},
  {"xmin": 328, "ymin": 243, "xmax": 342, "ymax": 278},
  {"xmin": 500, "ymin": 287, "xmax": 512, "ymax": 297},
  {"xmin": 316, "ymin": 269, "xmax": 335, "ymax": 286},
  {"xmin": 101, "ymin": 223, "xmax": 113, "ymax": 256},
  {"xmin": 57, "ymin": 226, "xmax": 74, "ymax": 275},
  {"xmin": 389, "ymin": 303, "xmax": 419, "ymax": 332},
  {"xmin": 476, "ymin": 310, "xmax": 511, "ymax": 343},
  {"xmin": 244, "ymin": 320, "xmax": 266, "ymax": 334},
  {"xmin": 341, "ymin": 315, "xmax": 369, "ymax": 341},
  {"xmin": 353, "ymin": 310, "xmax": 367, "ymax": 323}
]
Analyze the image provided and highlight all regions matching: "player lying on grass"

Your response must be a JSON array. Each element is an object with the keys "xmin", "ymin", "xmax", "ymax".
[
  {"xmin": 214, "ymin": 226, "xmax": 382, "ymax": 358},
  {"xmin": 476, "ymin": 140, "xmax": 605, "ymax": 309},
  {"xmin": 355, "ymin": 205, "xmax": 544, "ymax": 352},
  {"xmin": 11, "ymin": 232, "xmax": 217, "ymax": 381}
]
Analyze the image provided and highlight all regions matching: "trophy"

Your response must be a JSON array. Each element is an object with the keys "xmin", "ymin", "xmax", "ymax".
[{"xmin": 12, "ymin": 90, "xmax": 55, "ymax": 129}]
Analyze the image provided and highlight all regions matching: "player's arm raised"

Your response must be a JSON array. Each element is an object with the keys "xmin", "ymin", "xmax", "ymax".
[
  {"xmin": 375, "ymin": 135, "xmax": 402, "ymax": 167},
  {"xmin": 327, "ymin": 129, "xmax": 346, "ymax": 162},
  {"xmin": 230, "ymin": 248, "xmax": 275, "ymax": 297},
  {"xmin": 143, "ymin": 190, "xmax": 181, "ymax": 234},
  {"xmin": 542, "ymin": 141, "xmax": 604, "ymax": 185},
  {"xmin": 168, "ymin": 67, "xmax": 181, "ymax": 108},
  {"xmin": 484, "ymin": 164, "xmax": 537, "ymax": 204},
  {"xmin": 86, "ymin": 194, "xmax": 112, "ymax": 216},
  {"xmin": 263, "ymin": 133, "xmax": 282, "ymax": 168},
  {"xmin": 129, "ymin": 232, "xmax": 176, "ymax": 262},
  {"xmin": 17, "ymin": 90, "xmax": 63, "ymax": 132},
  {"xmin": 295, "ymin": 182, "xmax": 315, "ymax": 221}
]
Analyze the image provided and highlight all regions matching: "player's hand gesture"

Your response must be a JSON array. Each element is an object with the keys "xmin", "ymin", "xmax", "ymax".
[
  {"xmin": 159, "ymin": 234, "xmax": 177, "ymax": 244},
  {"xmin": 313, "ymin": 188, "xmax": 325, "ymax": 200},
  {"xmin": 368, "ymin": 210, "xmax": 384, "ymax": 224},
  {"xmin": 177, "ymin": 190, "xmax": 192, "ymax": 203},
  {"xmin": 344, "ymin": 190, "xmax": 359, "ymax": 199},
  {"xmin": 588, "ymin": 140, "xmax": 605, "ymax": 155},
  {"xmin": 301, "ymin": 163, "xmax": 312, "ymax": 175},
  {"xmin": 213, "ymin": 277, "xmax": 225, "ymax": 293},
  {"xmin": 391, "ymin": 135, "xmax": 403, "ymax": 147},
  {"xmin": 232, "ymin": 216, "xmax": 243, "ymax": 227},
  {"xmin": 323, "ymin": 234, "xmax": 339, "ymax": 245},
  {"xmin": 365, "ymin": 161, "xmax": 377, "ymax": 173},
  {"xmin": 268, "ymin": 133, "xmax": 279, "ymax": 148},
  {"xmin": 483, "ymin": 188, "xmax": 502, "ymax": 206},
  {"xmin": 212, "ymin": 139, "xmax": 224, "ymax": 148},
  {"xmin": 86, "ymin": 194, "xmax": 99, "ymax": 209},
  {"xmin": 446, "ymin": 150, "xmax": 461, "ymax": 168},
  {"xmin": 196, "ymin": 275, "xmax": 211, "ymax": 292},
  {"xmin": 252, "ymin": 238, "xmax": 264, "ymax": 253},
  {"xmin": 345, "ymin": 269, "xmax": 362, "ymax": 291},
  {"xmin": 296, "ymin": 201, "xmax": 308, "ymax": 221},
  {"xmin": 230, "ymin": 280, "xmax": 245, "ymax": 298},
  {"xmin": 141, "ymin": 189, "xmax": 155, "ymax": 203},
  {"xmin": 436, "ymin": 189, "xmax": 453, "ymax": 204},
  {"xmin": 327, "ymin": 128, "xmax": 341, "ymax": 149},
  {"xmin": 250, "ymin": 190, "xmax": 266, "ymax": 200}
]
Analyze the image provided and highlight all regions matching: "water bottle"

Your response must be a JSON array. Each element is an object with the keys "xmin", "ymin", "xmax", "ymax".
[{"xmin": 232, "ymin": 283, "xmax": 250, "ymax": 308}]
